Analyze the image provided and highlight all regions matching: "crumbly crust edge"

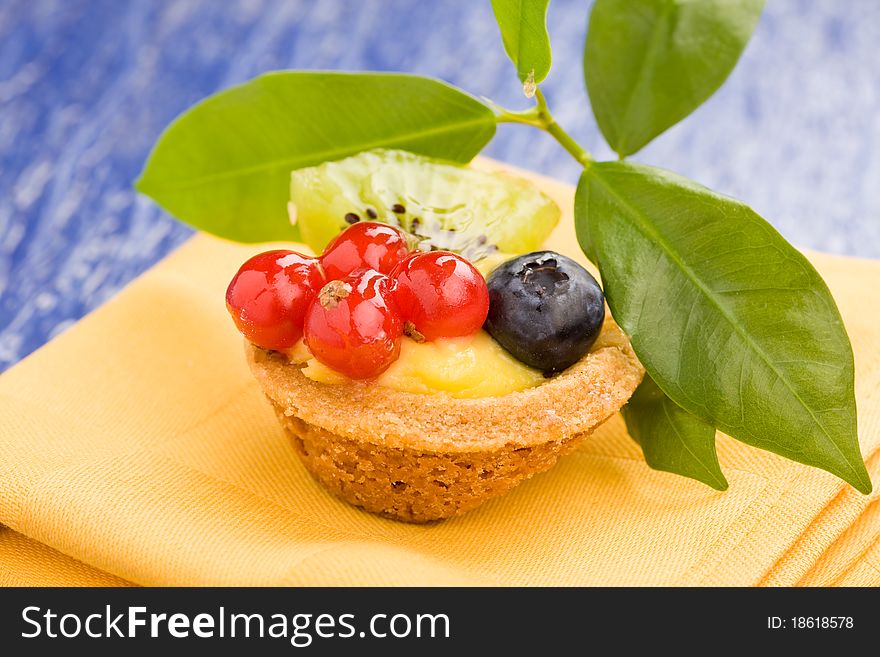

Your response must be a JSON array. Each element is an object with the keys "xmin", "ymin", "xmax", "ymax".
[{"xmin": 246, "ymin": 319, "xmax": 644, "ymax": 453}]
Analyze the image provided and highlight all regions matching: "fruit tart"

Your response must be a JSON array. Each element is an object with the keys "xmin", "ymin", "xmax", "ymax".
[{"xmin": 226, "ymin": 150, "xmax": 644, "ymax": 522}]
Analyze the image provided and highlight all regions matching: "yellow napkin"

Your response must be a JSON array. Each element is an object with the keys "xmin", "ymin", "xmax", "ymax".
[{"xmin": 1, "ymin": 165, "xmax": 878, "ymax": 587}]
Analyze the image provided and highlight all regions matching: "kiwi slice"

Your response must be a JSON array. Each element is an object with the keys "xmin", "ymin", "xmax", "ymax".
[{"xmin": 289, "ymin": 149, "xmax": 560, "ymax": 260}]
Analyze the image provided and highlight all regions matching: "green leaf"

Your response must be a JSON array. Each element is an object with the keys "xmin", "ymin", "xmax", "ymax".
[
  {"xmin": 623, "ymin": 374, "xmax": 728, "ymax": 491},
  {"xmin": 576, "ymin": 161, "xmax": 871, "ymax": 494},
  {"xmin": 136, "ymin": 72, "xmax": 496, "ymax": 243},
  {"xmin": 584, "ymin": 0, "xmax": 764, "ymax": 157},
  {"xmin": 490, "ymin": 0, "xmax": 552, "ymax": 90}
]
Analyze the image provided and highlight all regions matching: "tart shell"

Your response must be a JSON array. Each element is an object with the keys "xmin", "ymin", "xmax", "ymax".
[{"xmin": 246, "ymin": 319, "xmax": 644, "ymax": 522}]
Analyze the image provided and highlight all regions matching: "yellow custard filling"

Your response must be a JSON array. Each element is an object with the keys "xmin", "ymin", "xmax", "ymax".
[{"xmin": 288, "ymin": 330, "xmax": 545, "ymax": 398}]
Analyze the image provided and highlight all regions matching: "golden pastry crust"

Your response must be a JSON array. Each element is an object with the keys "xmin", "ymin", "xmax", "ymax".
[{"xmin": 246, "ymin": 318, "xmax": 643, "ymax": 522}]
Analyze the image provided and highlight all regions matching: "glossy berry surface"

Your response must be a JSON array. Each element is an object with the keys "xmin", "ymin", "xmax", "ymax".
[
  {"xmin": 320, "ymin": 221, "xmax": 410, "ymax": 280},
  {"xmin": 226, "ymin": 250, "xmax": 324, "ymax": 350},
  {"xmin": 484, "ymin": 251, "xmax": 605, "ymax": 375},
  {"xmin": 303, "ymin": 269, "xmax": 403, "ymax": 379},
  {"xmin": 391, "ymin": 251, "xmax": 489, "ymax": 342}
]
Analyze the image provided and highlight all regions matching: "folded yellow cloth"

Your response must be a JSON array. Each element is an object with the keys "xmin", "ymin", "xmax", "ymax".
[{"xmin": 1, "ymin": 166, "xmax": 878, "ymax": 587}]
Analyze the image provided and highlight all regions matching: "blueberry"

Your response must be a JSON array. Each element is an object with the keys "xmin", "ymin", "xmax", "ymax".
[{"xmin": 484, "ymin": 251, "xmax": 605, "ymax": 375}]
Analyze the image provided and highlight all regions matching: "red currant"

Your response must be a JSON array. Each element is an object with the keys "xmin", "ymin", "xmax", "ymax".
[
  {"xmin": 303, "ymin": 269, "xmax": 403, "ymax": 379},
  {"xmin": 390, "ymin": 251, "xmax": 489, "ymax": 341},
  {"xmin": 320, "ymin": 221, "xmax": 410, "ymax": 280},
  {"xmin": 226, "ymin": 250, "xmax": 324, "ymax": 350}
]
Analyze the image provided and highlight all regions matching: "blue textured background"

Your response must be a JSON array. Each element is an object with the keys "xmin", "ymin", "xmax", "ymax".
[{"xmin": 1, "ymin": 0, "xmax": 879, "ymax": 372}]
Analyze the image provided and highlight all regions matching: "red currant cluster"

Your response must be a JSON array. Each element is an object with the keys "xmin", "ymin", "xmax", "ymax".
[{"xmin": 226, "ymin": 222, "xmax": 490, "ymax": 379}]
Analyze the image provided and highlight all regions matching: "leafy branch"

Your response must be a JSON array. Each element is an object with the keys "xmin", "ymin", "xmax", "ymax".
[{"xmin": 135, "ymin": 0, "xmax": 872, "ymax": 493}]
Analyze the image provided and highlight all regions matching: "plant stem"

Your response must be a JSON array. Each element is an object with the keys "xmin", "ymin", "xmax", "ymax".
[
  {"xmin": 543, "ymin": 117, "xmax": 593, "ymax": 168},
  {"xmin": 495, "ymin": 89, "xmax": 593, "ymax": 167}
]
